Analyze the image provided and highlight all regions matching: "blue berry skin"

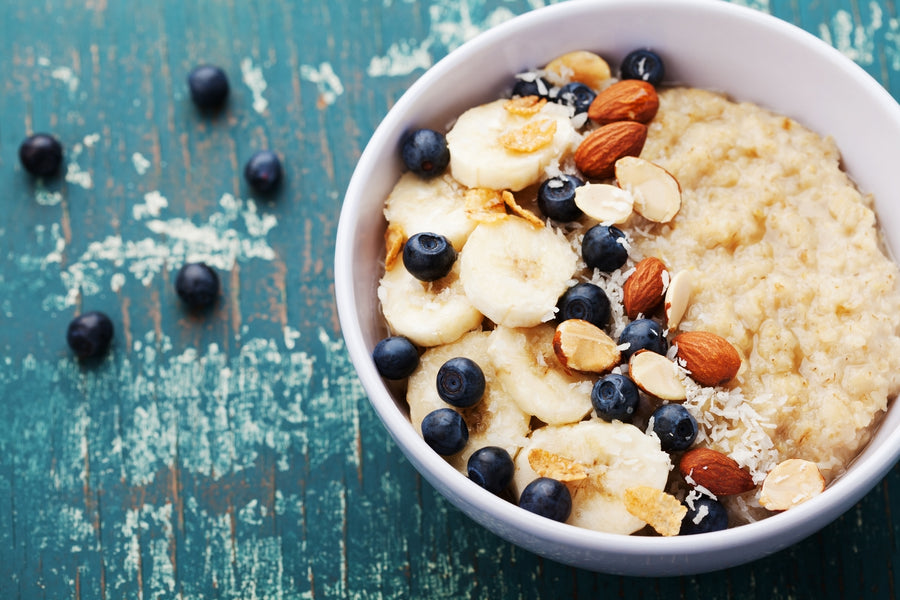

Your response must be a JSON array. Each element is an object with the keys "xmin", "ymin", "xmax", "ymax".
[
  {"xmin": 556, "ymin": 82, "xmax": 596, "ymax": 115},
  {"xmin": 400, "ymin": 129, "xmax": 450, "ymax": 178},
  {"xmin": 537, "ymin": 175, "xmax": 584, "ymax": 222},
  {"xmin": 187, "ymin": 65, "xmax": 230, "ymax": 108},
  {"xmin": 518, "ymin": 477, "xmax": 572, "ymax": 523},
  {"xmin": 67, "ymin": 311, "xmax": 114, "ymax": 359},
  {"xmin": 175, "ymin": 262, "xmax": 220, "ymax": 309},
  {"xmin": 620, "ymin": 49, "xmax": 665, "ymax": 87},
  {"xmin": 372, "ymin": 336, "xmax": 419, "ymax": 380},
  {"xmin": 556, "ymin": 282, "xmax": 611, "ymax": 330},
  {"xmin": 402, "ymin": 232, "xmax": 457, "ymax": 282},
  {"xmin": 19, "ymin": 133, "xmax": 64, "ymax": 177},
  {"xmin": 618, "ymin": 318, "xmax": 667, "ymax": 360},
  {"xmin": 680, "ymin": 497, "xmax": 729, "ymax": 535},
  {"xmin": 467, "ymin": 446, "xmax": 515, "ymax": 494},
  {"xmin": 511, "ymin": 76, "xmax": 553, "ymax": 100},
  {"xmin": 436, "ymin": 357, "xmax": 485, "ymax": 408},
  {"xmin": 592, "ymin": 374, "xmax": 640, "ymax": 422},
  {"xmin": 651, "ymin": 404, "xmax": 698, "ymax": 452},
  {"xmin": 244, "ymin": 150, "xmax": 283, "ymax": 193},
  {"xmin": 582, "ymin": 225, "xmax": 629, "ymax": 273},
  {"xmin": 421, "ymin": 408, "xmax": 469, "ymax": 456}
]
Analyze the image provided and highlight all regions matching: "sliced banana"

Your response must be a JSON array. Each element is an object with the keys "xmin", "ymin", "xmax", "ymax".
[
  {"xmin": 459, "ymin": 217, "xmax": 577, "ymax": 328},
  {"xmin": 488, "ymin": 324, "xmax": 594, "ymax": 425},
  {"xmin": 513, "ymin": 420, "xmax": 672, "ymax": 534},
  {"xmin": 446, "ymin": 98, "xmax": 578, "ymax": 192},
  {"xmin": 408, "ymin": 330, "xmax": 532, "ymax": 472},
  {"xmin": 378, "ymin": 260, "xmax": 483, "ymax": 347},
  {"xmin": 384, "ymin": 172, "xmax": 477, "ymax": 250}
]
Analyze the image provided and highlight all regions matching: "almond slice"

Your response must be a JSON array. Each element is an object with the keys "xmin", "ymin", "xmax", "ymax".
[
  {"xmin": 759, "ymin": 459, "xmax": 825, "ymax": 511},
  {"xmin": 552, "ymin": 318, "xmax": 621, "ymax": 373},
  {"xmin": 615, "ymin": 156, "xmax": 681, "ymax": 223},
  {"xmin": 544, "ymin": 50, "xmax": 611, "ymax": 89},
  {"xmin": 574, "ymin": 182, "xmax": 634, "ymax": 224},
  {"xmin": 629, "ymin": 350, "xmax": 686, "ymax": 401},
  {"xmin": 664, "ymin": 270, "xmax": 693, "ymax": 329}
]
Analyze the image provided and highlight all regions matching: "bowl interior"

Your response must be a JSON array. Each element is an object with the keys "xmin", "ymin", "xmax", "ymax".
[{"xmin": 335, "ymin": 0, "xmax": 900, "ymax": 575}]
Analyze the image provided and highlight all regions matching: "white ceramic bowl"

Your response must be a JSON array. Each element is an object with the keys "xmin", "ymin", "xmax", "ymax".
[{"xmin": 335, "ymin": 0, "xmax": 900, "ymax": 576}]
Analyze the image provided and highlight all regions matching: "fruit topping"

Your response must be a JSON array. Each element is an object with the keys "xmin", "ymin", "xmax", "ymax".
[
  {"xmin": 591, "ymin": 373, "xmax": 640, "ymax": 422},
  {"xmin": 436, "ymin": 356, "xmax": 486, "ymax": 408},
  {"xmin": 421, "ymin": 408, "xmax": 469, "ymax": 456},
  {"xmin": 556, "ymin": 81, "xmax": 596, "ymax": 115},
  {"xmin": 680, "ymin": 496, "xmax": 729, "ymax": 535},
  {"xmin": 518, "ymin": 477, "xmax": 572, "ymax": 522},
  {"xmin": 650, "ymin": 403, "xmax": 698, "ymax": 452},
  {"xmin": 372, "ymin": 336, "xmax": 419, "ymax": 380},
  {"xmin": 467, "ymin": 446, "xmax": 515, "ymax": 495},
  {"xmin": 556, "ymin": 282, "xmax": 611, "ymax": 329},
  {"xmin": 618, "ymin": 317, "xmax": 667, "ymax": 360},
  {"xmin": 402, "ymin": 232, "xmax": 457, "ymax": 282},
  {"xmin": 537, "ymin": 174, "xmax": 585, "ymax": 222},
  {"xmin": 620, "ymin": 49, "xmax": 665, "ymax": 86},
  {"xmin": 581, "ymin": 224, "xmax": 629, "ymax": 273}
]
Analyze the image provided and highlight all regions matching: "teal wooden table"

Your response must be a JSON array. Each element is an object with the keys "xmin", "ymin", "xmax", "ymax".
[{"xmin": 3, "ymin": 0, "xmax": 899, "ymax": 597}]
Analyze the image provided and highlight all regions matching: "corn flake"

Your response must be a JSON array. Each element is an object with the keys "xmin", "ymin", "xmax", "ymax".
[
  {"xmin": 504, "ymin": 95, "xmax": 547, "ymax": 117},
  {"xmin": 499, "ymin": 119, "xmax": 558, "ymax": 153},
  {"xmin": 465, "ymin": 188, "xmax": 508, "ymax": 224},
  {"xmin": 384, "ymin": 223, "xmax": 406, "ymax": 270},
  {"xmin": 528, "ymin": 448, "xmax": 589, "ymax": 483},
  {"xmin": 623, "ymin": 486, "xmax": 687, "ymax": 537},
  {"xmin": 502, "ymin": 191, "xmax": 544, "ymax": 228}
]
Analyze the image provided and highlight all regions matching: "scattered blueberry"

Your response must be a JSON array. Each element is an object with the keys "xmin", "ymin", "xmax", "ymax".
[
  {"xmin": 518, "ymin": 477, "xmax": 572, "ymax": 522},
  {"xmin": 372, "ymin": 336, "xmax": 419, "ymax": 379},
  {"xmin": 244, "ymin": 150, "xmax": 283, "ymax": 193},
  {"xmin": 556, "ymin": 82, "xmax": 596, "ymax": 115},
  {"xmin": 620, "ymin": 49, "xmax": 665, "ymax": 87},
  {"xmin": 651, "ymin": 404, "xmax": 698, "ymax": 452},
  {"xmin": 618, "ymin": 318, "xmax": 667, "ymax": 360},
  {"xmin": 421, "ymin": 408, "xmax": 469, "ymax": 455},
  {"xmin": 19, "ymin": 133, "xmax": 64, "ymax": 177},
  {"xmin": 680, "ymin": 497, "xmax": 729, "ymax": 535},
  {"xmin": 467, "ymin": 446, "xmax": 515, "ymax": 495},
  {"xmin": 511, "ymin": 75, "xmax": 553, "ymax": 100},
  {"xmin": 537, "ymin": 174, "xmax": 584, "ymax": 222},
  {"xmin": 400, "ymin": 128, "xmax": 450, "ymax": 178},
  {"xmin": 175, "ymin": 262, "xmax": 220, "ymax": 309},
  {"xmin": 556, "ymin": 282, "xmax": 611, "ymax": 329},
  {"xmin": 187, "ymin": 65, "xmax": 230, "ymax": 109},
  {"xmin": 582, "ymin": 225, "xmax": 629, "ymax": 272},
  {"xmin": 592, "ymin": 373, "xmax": 640, "ymax": 422},
  {"xmin": 402, "ymin": 232, "xmax": 457, "ymax": 281},
  {"xmin": 67, "ymin": 311, "xmax": 114, "ymax": 359},
  {"xmin": 436, "ymin": 357, "xmax": 485, "ymax": 408}
]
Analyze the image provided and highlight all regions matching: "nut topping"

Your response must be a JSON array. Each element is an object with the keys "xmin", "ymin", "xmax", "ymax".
[
  {"xmin": 759, "ymin": 459, "xmax": 825, "ymax": 511},
  {"xmin": 623, "ymin": 256, "xmax": 669, "ymax": 319},
  {"xmin": 664, "ymin": 270, "xmax": 693, "ymax": 329},
  {"xmin": 575, "ymin": 121, "xmax": 648, "ymax": 179},
  {"xmin": 588, "ymin": 79, "xmax": 660, "ymax": 125},
  {"xmin": 614, "ymin": 156, "xmax": 681, "ymax": 223},
  {"xmin": 679, "ymin": 447, "xmax": 756, "ymax": 496},
  {"xmin": 628, "ymin": 350, "xmax": 686, "ymax": 401},
  {"xmin": 672, "ymin": 331, "xmax": 741, "ymax": 387},
  {"xmin": 574, "ymin": 182, "xmax": 634, "ymax": 224},
  {"xmin": 553, "ymin": 318, "xmax": 621, "ymax": 373}
]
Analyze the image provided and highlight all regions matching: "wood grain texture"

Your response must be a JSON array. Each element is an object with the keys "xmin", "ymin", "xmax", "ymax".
[{"xmin": 1, "ymin": 0, "xmax": 899, "ymax": 598}]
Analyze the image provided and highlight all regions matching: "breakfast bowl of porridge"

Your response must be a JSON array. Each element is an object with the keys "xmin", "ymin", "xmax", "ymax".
[{"xmin": 334, "ymin": 0, "xmax": 900, "ymax": 575}]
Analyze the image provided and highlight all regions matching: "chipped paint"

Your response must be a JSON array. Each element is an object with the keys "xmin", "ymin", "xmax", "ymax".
[
  {"xmin": 241, "ymin": 57, "xmax": 270, "ymax": 114},
  {"xmin": 820, "ymin": 3, "xmax": 883, "ymax": 65},
  {"xmin": 132, "ymin": 190, "xmax": 169, "ymax": 220},
  {"xmin": 300, "ymin": 62, "xmax": 344, "ymax": 106},
  {"xmin": 132, "ymin": 152, "xmax": 152, "ymax": 175}
]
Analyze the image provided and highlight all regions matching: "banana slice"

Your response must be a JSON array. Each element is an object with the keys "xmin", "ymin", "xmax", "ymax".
[
  {"xmin": 459, "ymin": 217, "xmax": 577, "ymax": 328},
  {"xmin": 446, "ymin": 98, "xmax": 578, "ymax": 191},
  {"xmin": 513, "ymin": 420, "xmax": 672, "ymax": 534},
  {"xmin": 488, "ymin": 324, "xmax": 594, "ymax": 425},
  {"xmin": 378, "ymin": 261, "xmax": 483, "ymax": 347},
  {"xmin": 384, "ymin": 172, "xmax": 477, "ymax": 250},
  {"xmin": 408, "ymin": 330, "xmax": 532, "ymax": 472}
]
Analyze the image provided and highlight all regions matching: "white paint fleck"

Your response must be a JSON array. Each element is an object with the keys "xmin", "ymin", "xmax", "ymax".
[
  {"xmin": 241, "ymin": 57, "xmax": 269, "ymax": 114},
  {"xmin": 51, "ymin": 66, "xmax": 80, "ymax": 94},
  {"xmin": 34, "ymin": 185, "xmax": 63, "ymax": 206},
  {"xmin": 64, "ymin": 142, "xmax": 93, "ymax": 189},
  {"xmin": 83, "ymin": 133, "xmax": 100, "ymax": 148},
  {"xmin": 132, "ymin": 152, "xmax": 152, "ymax": 175},
  {"xmin": 820, "ymin": 3, "xmax": 883, "ymax": 65},
  {"xmin": 284, "ymin": 326, "xmax": 301, "ymax": 350},
  {"xmin": 300, "ymin": 62, "xmax": 344, "ymax": 106},
  {"xmin": 110, "ymin": 272, "xmax": 126, "ymax": 292},
  {"xmin": 132, "ymin": 190, "xmax": 169, "ymax": 220}
]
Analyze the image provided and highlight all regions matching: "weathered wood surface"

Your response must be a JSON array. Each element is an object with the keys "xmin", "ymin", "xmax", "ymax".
[{"xmin": 1, "ymin": 0, "xmax": 899, "ymax": 598}]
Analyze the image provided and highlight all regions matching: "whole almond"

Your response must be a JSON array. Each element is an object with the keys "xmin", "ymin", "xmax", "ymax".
[
  {"xmin": 672, "ymin": 331, "xmax": 741, "ymax": 387},
  {"xmin": 588, "ymin": 79, "xmax": 659, "ymax": 125},
  {"xmin": 623, "ymin": 257, "xmax": 668, "ymax": 319},
  {"xmin": 679, "ymin": 447, "xmax": 755, "ymax": 496},
  {"xmin": 574, "ymin": 121, "xmax": 647, "ymax": 179}
]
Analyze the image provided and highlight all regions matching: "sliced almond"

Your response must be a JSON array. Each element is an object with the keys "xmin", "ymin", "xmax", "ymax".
[
  {"xmin": 664, "ymin": 270, "xmax": 693, "ymax": 329},
  {"xmin": 622, "ymin": 257, "xmax": 668, "ymax": 320},
  {"xmin": 629, "ymin": 350, "xmax": 686, "ymax": 401},
  {"xmin": 615, "ymin": 156, "xmax": 681, "ymax": 223},
  {"xmin": 545, "ymin": 50, "xmax": 611, "ymax": 89},
  {"xmin": 552, "ymin": 318, "xmax": 621, "ymax": 373},
  {"xmin": 574, "ymin": 182, "xmax": 634, "ymax": 224},
  {"xmin": 623, "ymin": 485, "xmax": 687, "ymax": 537},
  {"xmin": 759, "ymin": 459, "xmax": 825, "ymax": 511}
]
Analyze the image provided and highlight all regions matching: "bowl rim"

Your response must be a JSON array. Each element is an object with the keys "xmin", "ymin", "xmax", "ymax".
[{"xmin": 335, "ymin": 0, "xmax": 900, "ymax": 571}]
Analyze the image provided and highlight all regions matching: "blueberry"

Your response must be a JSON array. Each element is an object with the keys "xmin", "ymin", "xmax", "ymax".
[
  {"xmin": 19, "ymin": 133, "xmax": 64, "ymax": 177},
  {"xmin": 618, "ymin": 318, "xmax": 667, "ymax": 360},
  {"xmin": 372, "ymin": 336, "xmax": 419, "ymax": 379},
  {"xmin": 556, "ymin": 282, "xmax": 611, "ymax": 329},
  {"xmin": 187, "ymin": 65, "xmax": 230, "ymax": 109},
  {"xmin": 175, "ymin": 262, "xmax": 220, "ymax": 309},
  {"xmin": 511, "ymin": 75, "xmax": 553, "ymax": 99},
  {"xmin": 244, "ymin": 150, "xmax": 283, "ymax": 193},
  {"xmin": 421, "ymin": 408, "xmax": 469, "ymax": 455},
  {"xmin": 620, "ymin": 49, "xmax": 665, "ymax": 87},
  {"xmin": 436, "ymin": 357, "xmax": 485, "ymax": 408},
  {"xmin": 467, "ymin": 446, "xmax": 514, "ymax": 494},
  {"xmin": 651, "ymin": 404, "xmax": 698, "ymax": 452},
  {"xmin": 556, "ymin": 82, "xmax": 596, "ymax": 115},
  {"xmin": 518, "ymin": 477, "xmax": 572, "ymax": 522},
  {"xmin": 400, "ymin": 129, "xmax": 450, "ymax": 178},
  {"xmin": 591, "ymin": 373, "xmax": 640, "ymax": 422},
  {"xmin": 537, "ymin": 175, "xmax": 584, "ymax": 222},
  {"xmin": 67, "ymin": 311, "xmax": 114, "ymax": 359},
  {"xmin": 680, "ymin": 497, "xmax": 729, "ymax": 535},
  {"xmin": 582, "ymin": 225, "xmax": 629, "ymax": 273},
  {"xmin": 402, "ymin": 232, "xmax": 457, "ymax": 281}
]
